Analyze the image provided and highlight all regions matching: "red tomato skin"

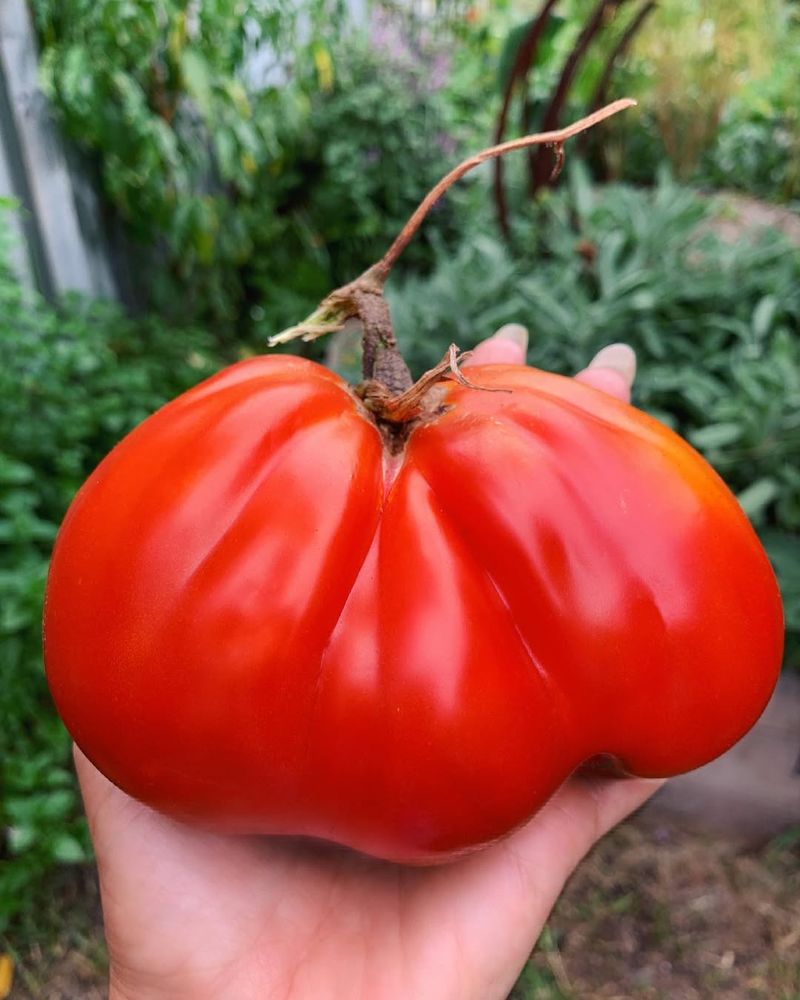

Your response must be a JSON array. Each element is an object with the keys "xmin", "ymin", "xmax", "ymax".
[{"xmin": 43, "ymin": 357, "xmax": 784, "ymax": 863}]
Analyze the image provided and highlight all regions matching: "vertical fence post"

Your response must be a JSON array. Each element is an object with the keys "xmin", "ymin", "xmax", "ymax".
[
  {"xmin": 0, "ymin": 0, "xmax": 117, "ymax": 300},
  {"xmin": 0, "ymin": 99, "xmax": 38, "ymax": 292}
]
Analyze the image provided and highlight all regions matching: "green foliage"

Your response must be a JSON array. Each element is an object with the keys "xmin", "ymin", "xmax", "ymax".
[
  {"xmin": 390, "ymin": 166, "xmax": 800, "ymax": 652},
  {"xmin": 0, "ymin": 202, "xmax": 227, "ymax": 932},
  {"xmin": 622, "ymin": 0, "xmax": 800, "ymax": 200},
  {"xmin": 509, "ymin": 924, "xmax": 570, "ymax": 998},
  {"xmin": 682, "ymin": 1, "xmax": 800, "ymax": 201},
  {"xmin": 510, "ymin": 959, "xmax": 568, "ymax": 999},
  {"xmin": 30, "ymin": 2, "xmax": 482, "ymax": 341},
  {"xmin": 762, "ymin": 532, "xmax": 800, "ymax": 667},
  {"xmin": 491, "ymin": 0, "xmax": 800, "ymax": 203},
  {"xmin": 30, "ymin": 0, "xmax": 337, "ymax": 327},
  {"xmin": 246, "ymin": 29, "xmax": 478, "ymax": 341},
  {"xmin": 698, "ymin": 103, "xmax": 800, "ymax": 204}
]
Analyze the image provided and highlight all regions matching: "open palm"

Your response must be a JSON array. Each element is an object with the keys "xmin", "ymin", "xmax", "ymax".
[{"xmin": 76, "ymin": 331, "xmax": 660, "ymax": 1000}]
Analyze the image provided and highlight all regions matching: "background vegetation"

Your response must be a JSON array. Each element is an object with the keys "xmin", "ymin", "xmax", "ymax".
[
  {"xmin": 0, "ymin": 198, "xmax": 229, "ymax": 934},
  {"xmin": 3, "ymin": 0, "xmax": 799, "ymax": 982}
]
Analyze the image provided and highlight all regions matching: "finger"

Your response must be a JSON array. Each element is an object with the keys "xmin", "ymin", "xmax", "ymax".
[
  {"xmin": 73, "ymin": 745, "xmax": 262, "ymax": 906},
  {"xmin": 74, "ymin": 742, "xmax": 133, "ymax": 821},
  {"xmin": 467, "ymin": 773, "xmax": 664, "ymax": 911},
  {"xmin": 464, "ymin": 324, "xmax": 528, "ymax": 367},
  {"xmin": 488, "ymin": 773, "xmax": 663, "ymax": 934},
  {"xmin": 575, "ymin": 343, "xmax": 636, "ymax": 403},
  {"xmin": 427, "ymin": 774, "xmax": 664, "ymax": 998},
  {"xmin": 513, "ymin": 773, "xmax": 665, "ymax": 880}
]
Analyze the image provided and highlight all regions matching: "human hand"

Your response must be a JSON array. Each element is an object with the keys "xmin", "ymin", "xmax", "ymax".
[{"xmin": 75, "ymin": 327, "xmax": 658, "ymax": 1000}]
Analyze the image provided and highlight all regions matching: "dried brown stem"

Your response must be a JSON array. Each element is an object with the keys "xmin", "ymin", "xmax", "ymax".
[
  {"xmin": 378, "ymin": 346, "xmax": 471, "ymax": 423},
  {"xmin": 359, "ymin": 345, "xmax": 511, "ymax": 430},
  {"xmin": 269, "ymin": 98, "xmax": 637, "ymax": 417},
  {"xmin": 372, "ymin": 98, "xmax": 636, "ymax": 283},
  {"xmin": 352, "ymin": 288, "xmax": 413, "ymax": 393}
]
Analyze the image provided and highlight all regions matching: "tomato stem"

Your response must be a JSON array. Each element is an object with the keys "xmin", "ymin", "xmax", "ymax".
[
  {"xmin": 368, "ymin": 97, "xmax": 636, "ymax": 284},
  {"xmin": 268, "ymin": 99, "xmax": 637, "ymax": 414},
  {"xmin": 352, "ymin": 287, "xmax": 413, "ymax": 393}
]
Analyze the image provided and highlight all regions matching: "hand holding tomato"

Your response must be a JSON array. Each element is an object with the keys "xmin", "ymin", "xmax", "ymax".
[{"xmin": 76, "ymin": 333, "xmax": 661, "ymax": 1000}]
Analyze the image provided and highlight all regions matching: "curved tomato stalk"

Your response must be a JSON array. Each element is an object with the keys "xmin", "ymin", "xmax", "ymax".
[{"xmin": 267, "ymin": 98, "xmax": 637, "ymax": 423}]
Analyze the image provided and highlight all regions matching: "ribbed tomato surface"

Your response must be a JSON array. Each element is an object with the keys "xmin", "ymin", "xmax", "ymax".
[{"xmin": 44, "ymin": 356, "xmax": 784, "ymax": 862}]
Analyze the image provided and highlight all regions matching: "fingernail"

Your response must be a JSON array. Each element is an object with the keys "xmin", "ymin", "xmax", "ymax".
[
  {"xmin": 588, "ymin": 343, "xmax": 636, "ymax": 383},
  {"xmin": 493, "ymin": 323, "xmax": 528, "ymax": 352}
]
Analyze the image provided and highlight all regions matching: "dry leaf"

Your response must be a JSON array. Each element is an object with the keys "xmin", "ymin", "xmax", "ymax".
[{"xmin": 0, "ymin": 953, "xmax": 14, "ymax": 1000}]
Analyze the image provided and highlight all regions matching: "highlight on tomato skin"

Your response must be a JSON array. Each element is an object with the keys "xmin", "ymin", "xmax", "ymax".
[{"xmin": 42, "ymin": 355, "xmax": 784, "ymax": 865}]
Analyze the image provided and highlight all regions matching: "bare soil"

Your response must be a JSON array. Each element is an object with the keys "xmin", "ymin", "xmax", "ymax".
[
  {"xmin": 702, "ymin": 192, "xmax": 800, "ymax": 248},
  {"xmin": 519, "ymin": 818, "xmax": 800, "ymax": 1000}
]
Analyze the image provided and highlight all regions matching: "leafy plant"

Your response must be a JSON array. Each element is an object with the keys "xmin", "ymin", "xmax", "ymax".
[
  {"xmin": 246, "ymin": 26, "xmax": 480, "ymax": 342},
  {"xmin": 30, "ymin": 0, "xmax": 339, "ymax": 327},
  {"xmin": 30, "ymin": 1, "xmax": 488, "ymax": 343},
  {"xmin": 489, "ymin": 0, "xmax": 800, "ymax": 202},
  {"xmin": 614, "ymin": 0, "xmax": 800, "ymax": 196},
  {"xmin": 700, "ymin": 112, "xmax": 800, "ymax": 204},
  {"xmin": 0, "ymin": 201, "xmax": 228, "ymax": 933}
]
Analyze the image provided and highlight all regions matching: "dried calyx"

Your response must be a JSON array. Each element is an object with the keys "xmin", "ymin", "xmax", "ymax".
[
  {"xmin": 269, "ymin": 99, "xmax": 637, "ymax": 440},
  {"xmin": 356, "ymin": 344, "xmax": 504, "ymax": 453}
]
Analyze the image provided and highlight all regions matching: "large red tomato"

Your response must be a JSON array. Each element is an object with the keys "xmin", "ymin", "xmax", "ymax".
[{"xmin": 44, "ymin": 355, "xmax": 783, "ymax": 862}]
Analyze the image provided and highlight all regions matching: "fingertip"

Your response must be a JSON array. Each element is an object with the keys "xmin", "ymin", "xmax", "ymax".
[
  {"xmin": 493, "ymin": 324, "xmax": 529, "ymax": 352},
  {"xmin": 530, "ymin": 774, "xmax": 666, "ymax": 860},
  {"xmin": 574, "ymin": 366, "xmax": 632, "ymax": 401},
  {"xmin": 590, "ymin": 343, "xmax": 636, "ymax": 382},
  {"xmin": 72, "ymin": 742, "xmax": 109, "ymax": 796},
  {"xmin": 576, "ymin": 343, "xmax": 637, "ymax": 402},
  {"xmin": 465, "ymin": 324, "xmax": 528, "ymax": 367}
]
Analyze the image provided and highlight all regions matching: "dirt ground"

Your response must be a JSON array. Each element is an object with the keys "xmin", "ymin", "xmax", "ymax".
[
  {"xmin": 5, "ymin": 814, "xmax": 799, "ymax": 1000},
  {"xmin": 517, "ymin": 818, "xmax": 800, "ymax": 1000}
]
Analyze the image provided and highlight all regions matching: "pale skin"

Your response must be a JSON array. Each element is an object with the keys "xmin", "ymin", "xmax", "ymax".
[{"xmin": 75, "ymin": 328, "xmax": 662, "ymax": 1000}]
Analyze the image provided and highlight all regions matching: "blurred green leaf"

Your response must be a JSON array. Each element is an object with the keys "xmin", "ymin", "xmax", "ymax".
[
  {"xmin": 737, "ymin": 478, "xmax": 781, "ymax": 518},
  {"xmin": 752, "ymin": 295, "xmax": 778, "ymax": 340},
  {"xmin": 181, "ymin": 49, "xmax": 213, "ymax": 118},
  {"xmin": 689, "ymin": 423, "xmax": 743, "ymax": 449},
  {"xmin": 760, "ymin": 529, "xmax": 800, "ymax": 632},
  {"xmin": 51, "ymin": 834, "xmax": 89, "ymax": 864},
  {"xmin": 0, "ymin": 455, "xmax": 34, "ymax": 486}
]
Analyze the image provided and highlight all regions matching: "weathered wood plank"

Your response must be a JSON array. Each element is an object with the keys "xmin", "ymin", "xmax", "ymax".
[
  {"xmin": 0, "ymin": 127, "xmax": 36, "ymax": 290},
  {"xmin": 0, "ymin": 0, "xmax": 116, "ymax": 299}
]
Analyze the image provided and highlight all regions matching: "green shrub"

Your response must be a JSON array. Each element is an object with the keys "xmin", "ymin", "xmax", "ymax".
[
  {"xmin": 0, "ymin": 201, "xmax": 227, "ymax": 932},
  {"xmin": 389, "ymin": 167, "xmax": 800, "ymax": 657},
  {"xmin": 246, "ymin": 28, "xmax": 477, "ymax": 342},
  {"xmin": 30, "ymin": 0, "xmax": 345, "ymax": 329},
  {"xmin": 491, "ymin": 0, "xmax": 800, "ymax": 203},
  {"xmin": 698, "ymin": 109, "xmax": 800, "ymax": 204},
  {"xmin": 31, "ymin": 2, "xmax": 482, "ymax": 342}
]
